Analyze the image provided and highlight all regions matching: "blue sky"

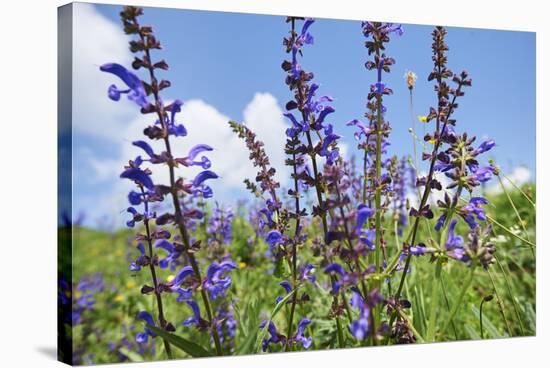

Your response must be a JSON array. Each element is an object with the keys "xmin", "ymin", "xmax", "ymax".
[{"xmin": 70, "ymin": 3, "xmax": 535, "ymax": 228}]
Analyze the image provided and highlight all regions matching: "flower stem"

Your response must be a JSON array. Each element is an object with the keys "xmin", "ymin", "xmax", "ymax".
[
  {"xmin": 425, "ymin": 258, "xmax": 443, "ymax": 341},
  {"xmin": 441, "ymin": 266, "xmax": 476, "ymax": 336},
  {"xmin": 140, "ymin": 188, "xmax": 173, "ymax": 359},
  {"xmin": 138, "ymin": 36, "xmax": 224, "ymax": 355},
  {"xmin": 497, "ymin": 173, "xmax": 534, "ymax": 258},
  {"xmin": 285, "ymin": 151, "xmax": 302, "ymax": 350},
  {"xmin": 487, "ymin": 269, "xmax": 513, "ymax": 336}
]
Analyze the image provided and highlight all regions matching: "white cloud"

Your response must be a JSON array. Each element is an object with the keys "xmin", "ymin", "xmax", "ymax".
[
  {"xmin": 488, "ymin": 166, "xmax": 532, "ymax": 194},
  {"xmin": 86, "ymin": 93, "xmax": 291, "ymax": 217},
  {"xmin": 73, "ymin": 3, "xmax": 134, "ymax": 139}
]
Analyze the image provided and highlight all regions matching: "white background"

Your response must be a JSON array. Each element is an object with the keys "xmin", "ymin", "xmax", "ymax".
[{"xmin": 0, "ymin": 0, "xmax": 547, "ymax": 367}]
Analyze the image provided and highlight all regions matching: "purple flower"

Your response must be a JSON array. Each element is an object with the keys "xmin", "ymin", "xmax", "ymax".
[
  {"xmin": 125, "ymin": 207, "xmax": 143, "ymax": 228},
  {"xmin": 299, "ymin": 263, "xmax": 316, "ymax": 284},
  {"xmin": 100, "ymin": 63, "xmax": 148, "ymax": 108},
  {"xmin": 324, "ymin": 263, "xmax": 346, "ymax": 276},
  {"xmin": 355, "ymin": 204, "xmax": 375, "ymax": 233},
  {"xmin": 324, "ymin": 263, "xmax": 347, "ymax": 294},
  {"xmin": 170, "ymin": 266, "xmax": 194, "ymax": 290},
  {"xmin": 434, "ymin": 214, "xmax": 446, "ymax": 231},
  {"xmin": 265, "ymin": 230, "xmax": 283, "ymax": 246},
  {"xmin": 319, "ymin": 124, "xmax": 341, "ymax": 164},
  {"xmin": 292, "ymin": 318, "xmax": 312, "ymax": 349},
  {"xmin": 275, "ymin": 280, "xmax": 292, "ymax": 304},
  {"xmin": 178, "ymin": 144, "xmax": 213, "ymax": 169},
  {"xmin": 136, "ymin": 311, "xmax": 156, "ymax": 344},
  {"xmin": 348, "ymin": 290, "xmax": 383, "ymax": 340},
  {"xmin": 347, "ymin": 119, "xmax": 373, "ymax": 141},
  {"xmin": 259, "ymin": 320, "xmax": 285, "ymax": 352},
  {"xmin": 204, "ymin": 261, "xmax": 236, "ymax": 300},
  {"xmin": 121, "ymin": 167, "xmax": 155, "ymax": 190},
  {"xmin": 472, "ymin": 166, "xmax": 494, "ymax": 183},
  {"xmin": 460, "ymin": 197, "xmax": 489, "ymax": 229},
  {"xmin": 155, "ymin": 239, "xmax": 182, "ymax": 270},
  {"xmin": 445, "ymin": 219, "xmax": 464, "ymax": 250},
  {"xmin": 165, "ymin": 100, "xmax": 188, "ymax": 137},
  {"xmin": 193, "ymin": 170, "xmax": 219, "ymax": 187},
  {"xmin": 182, "ymin": 300, "xmax": 202, "ymax": 326},
  {"xmin": 409, "ymin": 243, "xmax": 427, "ymax": 256},
  {"xmin": 130, "ymin": 243, "xmax": 146, "ymax": 271},
  {"xmin": 476, "ymin": 140, "xmax": 496, "ymax": 155},
  {"xmin": 128, "ymin": 191, "xmax": 142, "ymax": 205}
]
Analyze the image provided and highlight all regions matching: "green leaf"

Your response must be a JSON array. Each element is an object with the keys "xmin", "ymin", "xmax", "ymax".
[
  {"xmin": 254, "ymin": 287, "xmax": 298, "ymax": 353},
  {"xmin": 471, "ymin": 305, "xmax": 503, "ymax": 338},
  {"xmin": 118, "ymin": 347, "xmax": 144, "ymax": 362},
  {"xmin": 237, "ymin": 299, "xmax": 260, "ymax": 355},
  {"xmin": 147, "ymin": 325, "xmax": 213, "ymax": 357},
  {"xmin": 523, "ymin": 302, "xmax": 536, "ymax": 333},
  {"xmin": 464, "ymin": 324, "xmax": 481, "ymax": 340}
]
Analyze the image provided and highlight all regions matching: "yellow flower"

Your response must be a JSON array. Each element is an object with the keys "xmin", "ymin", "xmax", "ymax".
[
  {"xmin": 417, "ymin": 115, "xmax": 428, "ymax": 123},
  {"xmin": 238, "ymin": 262, "xmax": 247, "ymax": 270},
  {"xmin": 126, "ymin": 281, "xmax": 136, "ymax": 290},
  {"xmin": 166, "ymin": 275, "xmax": 175, "ymax": 283},
  {"xmin": 520, "ymin": 219, "xmax": 528, "ymax": 227},
  {"xmin": 428, "ymin": 138, "xmax": 436, "ymax": 145},
  {"xmin": 114, "ymin": 295, "xmax": 124, "ymax": 302}
]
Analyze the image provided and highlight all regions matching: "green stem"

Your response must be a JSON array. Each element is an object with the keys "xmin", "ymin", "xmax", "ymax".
[
  {"xmin": 479, "ymin": 298, "xmax": 487, "ymax": 339},
  {"xmin": 426, "ymin": 258, "xmax": 443, "ymax": 341},
  {"xmin": 442, "ymin": 266, "xmax": 476, "ymax": 335},
  {"xmin": 440, "ymin": 273, "xmax": 458, "ymax": 340},
  {"xmin": 502, "ymin": 173, "xmax": 535, "ymax": 208},
  {"xmin": 495, "ymin": 257, "xmax": 526, "ymax": 335},
  {"xmin": 487, "ymin": 269, "xmax": 513, "ymax": 336},
  {"xmin": 374, "ymin": 94, "xmax": 383, "ymax": 277},
  {"xmin": 497, "ymin": 174, "xmax": 534, "ymax": 259}
]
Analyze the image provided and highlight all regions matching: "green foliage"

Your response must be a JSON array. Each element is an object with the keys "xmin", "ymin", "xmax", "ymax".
[{"xmin": 68, "ymin": 185, "xmax": 535, "ymax": 364}]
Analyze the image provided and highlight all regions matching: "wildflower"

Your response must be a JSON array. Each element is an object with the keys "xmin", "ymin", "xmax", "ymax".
[
  {"xmin": 291, "ymin": 318, "xmax": 313, "ymax": 349},
  {"xmin": 100, "ymin": 63, "xmax": 149, "ymax": 108},
  {"xmin": 182, "ymin": 300, "xmax": 205, "ymax": 327},
  {"xmin": 404, "ymin": 70, "xmax": 417, "ymax": 89},
  {"xmin": 467, "ymin": 225, "xmax": 496, "ymax": 269},
  {"xmin": 349, "ymin": 289, "xmax": 383, "ymax": 340},
  {"xmin": 203, "ymin": 261, "xmax": 236, "ymax": 300},
  {"xmin": 193, "ymin": 170, "xmax": 219, "ymax": 187},
  {"xmin": 459, "ymin": 197, "xmax": 489, "ymax": 229},
  {"xmin": 120, "ymin": 167, "xmax": 155, "ymax": 190},
  {"xmin": 475, "ymin": 140, "xmax": 496, "ymax": 155},
  {"xmin": 445, "ymin": 219, "xmax": 468, "ymax": 261},
  {"xmin": 176, "ymin": 144, "xmax": 214, "ymax": 169},
  {"xmin": 259, "ymin": 320, "xmax": 286, "ymax": 352},
  {"xmin": 265, "ymin": 229, "xmax": 283, "ymax": 246},
  {"xmin": 135, "ymin": 311, "xmax": 157, "ymax": 343},
  {"xmin": 155, "ymin": 239, "xmax": 182, "ymax": 270},
  {"xmin": 275, "ymin": 280, "xmax": 293, "ymax": 304},
  {"xmin": 355, "ymin": 204, "xmax": 375, "ymax": 233}
]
